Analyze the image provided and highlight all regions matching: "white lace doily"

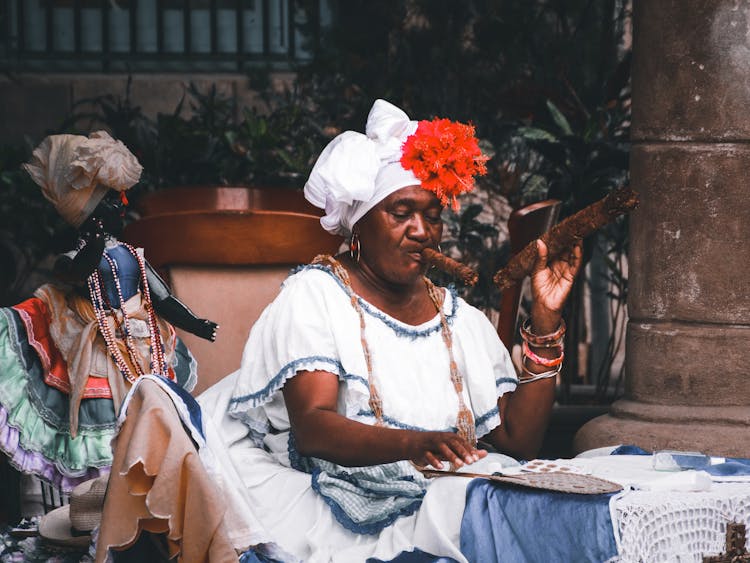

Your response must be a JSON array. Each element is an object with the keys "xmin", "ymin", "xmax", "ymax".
[
  {"xmin": 564, "ymin": 454, "xmax": 750, "ymax": 562},
  {"xmin": 610, "ymin": 484, "xmax": 750, "ymax": 562}
]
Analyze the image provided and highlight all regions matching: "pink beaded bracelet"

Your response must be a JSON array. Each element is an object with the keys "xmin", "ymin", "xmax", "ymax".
[{"xmin": 522, "ymin": 340, "xmax": 564, "ymax": 368}]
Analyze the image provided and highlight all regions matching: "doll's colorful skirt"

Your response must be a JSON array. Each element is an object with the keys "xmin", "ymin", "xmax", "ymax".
[{"xmin": 0, "ymin": 285, "xmax": 197, "ymax": 492}]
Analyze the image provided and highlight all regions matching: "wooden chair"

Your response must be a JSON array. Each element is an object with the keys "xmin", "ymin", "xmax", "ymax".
[{"xmin": 496, "ymin": 199, "xmax": 562, "ymax": 350}]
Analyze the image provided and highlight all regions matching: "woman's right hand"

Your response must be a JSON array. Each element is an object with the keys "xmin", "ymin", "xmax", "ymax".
[
  {"xmin": 285, "ymin": 370, "xmax": 488, "ymax": 468},
  {"xmin": 406, "ymin": 431, "xmax": 487, "ymax": 470}
]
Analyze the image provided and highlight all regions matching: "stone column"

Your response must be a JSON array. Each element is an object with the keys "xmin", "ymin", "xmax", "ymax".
[{"xmin": 575, "ymin": 0, "xmax": 750, "ymax": 456}]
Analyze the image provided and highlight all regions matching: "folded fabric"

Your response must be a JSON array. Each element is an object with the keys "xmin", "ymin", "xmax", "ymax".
[
  {"xmin": 239, "ymin": 548, "xmax": 286, "ymax": 563},
  {"xmin": 640, "ymin": 470, "xmax": 713, "ymax": 491},
  {"xmin": 611, "ymin": 444, "xmax": 750, "ymax": 477},
  {"xmin": 705, "ymin": 459, "xmax": 750, "ymax": 477},
  {"xmin": 609, "ymin": 444, "xmax": 649, "ymax": 456},
  {"xmin": 368, "ymin": 548, "xmax": 457, "ymax": 563},
  {"xmin": 460, "ymin": 480, "xmax": 617, "ymax": 563},
  {"xmin": 96, "ymin": 378, "xmax": 238, "ymax": 563}
]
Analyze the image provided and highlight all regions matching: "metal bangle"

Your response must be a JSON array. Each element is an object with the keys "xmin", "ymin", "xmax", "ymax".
[
  {"xmin": 518, "ymin": 370, "xmax": 558, "ymax": 384},
  {"xmin": 520, "ymin": 355, "xmax": 563, "ymax": 379}
]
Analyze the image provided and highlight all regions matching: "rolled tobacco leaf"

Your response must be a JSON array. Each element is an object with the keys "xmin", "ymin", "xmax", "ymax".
[
  {"xmin": 493, "ymin": 185, "xmax": 640, "ymax": 291},
  {"xmin": 422, "ymin": 248, "xmax": 479, "ymax": 286}
]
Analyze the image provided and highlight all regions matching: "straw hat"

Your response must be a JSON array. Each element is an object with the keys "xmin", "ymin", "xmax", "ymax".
[{"xmin": 38, "ymin": 474, "xmax": 109, "ymax": 548}]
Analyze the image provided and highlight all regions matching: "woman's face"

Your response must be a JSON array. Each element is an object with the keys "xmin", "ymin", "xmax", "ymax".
[{"xmin": 356, "ymin": 185, "xmax": 444, "ymax": 286}]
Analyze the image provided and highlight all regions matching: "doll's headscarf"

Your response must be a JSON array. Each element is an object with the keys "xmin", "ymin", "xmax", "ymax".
[
  {"xmin": 304, "ymin": 99, "xmax": 487, "ymax": 237},
  {"xmin": 24, "ymin": 131, "xmax": 143, "ymax": 227}
]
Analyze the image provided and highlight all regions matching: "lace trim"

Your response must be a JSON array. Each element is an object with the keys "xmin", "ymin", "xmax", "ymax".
[
  {"xmin": 309, "ymin": 469, "xmax": 423, "ymax": 535},
  {"xmin": 611, "ymin": 485, "xmax": 750, "ymax": 562},
  {"xmin": 289, "ymin": 263, "xmax": 459, "ymax": 339},
  {"xmin": 353, "ymin": 404, "xmax": 502, "ymax": 437},
  {"xmin": 229, "ymin": 356, "xmax": 346, "ymax": 407},
  {"xmin": 4, "ymin": 308, "xmax": 117, "ymax": 432},
  {"xmin": 474, "ymin": 406, "xmax": 499, "ymax": 429},
  {"xmin": 343, "ymin": 372, "xmax": 369, "ymax": 388},
  {"xmin": 288, "ymin": 433, "xmax": 425, "ymax": 535},
  {"xmin": 354, "ymin": 409, "xmax": 455, "ymax": 433},
  {"xmin": 496, "ymin": 376, "xmax": 519, "ymax": 388}
]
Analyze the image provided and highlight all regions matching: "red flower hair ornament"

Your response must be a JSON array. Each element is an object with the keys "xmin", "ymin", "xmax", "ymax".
[{"xmin": 400, "ymin": 118, "xmax": 488, "ymax": 211}]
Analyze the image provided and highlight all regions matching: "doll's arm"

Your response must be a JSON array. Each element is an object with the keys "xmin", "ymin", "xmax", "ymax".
[
  {"xmin": 145, "ymin": 261, "xmax": 219, "ymax": 342},
  {"xmin": 53, "ymin": 232, "xmax": 106, "ymax": 283}
]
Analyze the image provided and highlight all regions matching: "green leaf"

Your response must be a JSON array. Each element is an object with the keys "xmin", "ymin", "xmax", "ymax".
[
  {"xmin": 546, "ymin": 100, "xmax": 573, "ymax": 136},
  {"xmin": 517, "ymin": 127, "xmax": 558, "ymax": 142}
]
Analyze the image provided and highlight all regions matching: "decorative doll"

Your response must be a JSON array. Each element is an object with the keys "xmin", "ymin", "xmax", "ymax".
[{"xmin": 0, "ymin": 131, "xmax": 217, "ymax": 492}]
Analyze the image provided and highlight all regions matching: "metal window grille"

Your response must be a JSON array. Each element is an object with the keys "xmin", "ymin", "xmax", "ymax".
[{"xmin": 0, "ymin": 0, "xmax": 323, "ymax": 73}]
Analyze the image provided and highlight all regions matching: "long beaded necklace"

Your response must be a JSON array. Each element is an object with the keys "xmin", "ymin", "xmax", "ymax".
[
  {"xmin": 87, "ymin": 241, "xmax": 168, "ymax": 383},
  {"xmin": 313, "ymin": 254, "xmax": 477, "ymax": 446},
  {"xmin": 100, "ymin": 251, "xmax": 145, "ymax": 378}
]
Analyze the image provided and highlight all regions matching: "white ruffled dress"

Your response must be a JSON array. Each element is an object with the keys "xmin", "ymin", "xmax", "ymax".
[{"xmin": 198, "ymin": 264, "xmax": 520, "ymax": 562}]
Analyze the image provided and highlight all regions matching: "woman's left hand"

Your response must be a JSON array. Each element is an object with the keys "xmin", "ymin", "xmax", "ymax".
[{"xmin": 529, "ymin": 238, "xmax": 583, "ymax": 332}]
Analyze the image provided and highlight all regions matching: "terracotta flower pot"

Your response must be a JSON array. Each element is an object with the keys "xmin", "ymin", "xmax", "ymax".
[{"xmin": 124, "ymin": 185, "xmax": 341, "ymax": 270}]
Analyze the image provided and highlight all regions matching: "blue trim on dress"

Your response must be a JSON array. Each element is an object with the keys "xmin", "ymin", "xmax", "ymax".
[
  {"xmin": 343, "ymin": 373, "xmax": 369, "ymax": 388},
  {"xmin": 355, "ymin": 403, "xmax": 505, "ymax": 437},
  {"xmin": 234, "ymin": 412, "xmax": 270, "ymax": 448},
  {"xmin": 317, "ymin": 465, "xmax": 421, "ymax": 491},
  {"xmin": 287, "ymin": 431, "xmax": 304, "ymax": 471},
  {"xmin": 355, "ymin": 409, "xmax": 456, "ymax": 433},
  {"xmin": 289, "ymin": 264, "xmax": 459, "ymax": 339},
  {"xmin": 291, "ymin": 428, "xmax": 427, "ymax": 536},
  {"xmin": 474, "ymin": 406, "xmax": 499, "ymax": 429},
  {"xmin": 309, "ymin": 469, "xmax": 424, "ymax": 535},
  {"xmin": 229, "ymin": 355, "xmax": 345, "ymax": 407},
  {"xmin": 161, "ymin": 375, "xmax": 205, "ymax": 440},
  {"xmin": 495, "ymin": 376, "xmax": 519, "ymax": 388}
]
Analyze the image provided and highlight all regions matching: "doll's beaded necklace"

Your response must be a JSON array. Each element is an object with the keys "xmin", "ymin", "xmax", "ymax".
[
  {"xmin": 87, "ymin": 241, "xmax": 168, "ymax": 383},
  {"xmin": 313, "ymin": 254, "xmax": 477, "ymax": 446}
]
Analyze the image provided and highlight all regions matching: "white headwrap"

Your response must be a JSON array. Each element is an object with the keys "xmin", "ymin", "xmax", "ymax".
[
  {"xmin": 24, "ymin": 131, "xmax": 143, "ymax": 227},
  {"xmin": 304, "ymin": 99, "xmax": 421, "ymax": 236}
]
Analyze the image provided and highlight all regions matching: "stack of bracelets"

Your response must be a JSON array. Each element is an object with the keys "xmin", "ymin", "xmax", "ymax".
[{"xmin": 518, "ymin": 318, "xmax": 565, "ymax": 384}]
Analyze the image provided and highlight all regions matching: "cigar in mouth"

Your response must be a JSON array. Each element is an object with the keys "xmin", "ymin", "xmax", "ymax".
[{"xmin": 421, "ymin": 248, "xmax": 478, "ymax": 286}]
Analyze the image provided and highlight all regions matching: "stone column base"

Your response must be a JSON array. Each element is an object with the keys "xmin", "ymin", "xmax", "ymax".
[{"xmin": 573, "ymin": 400, "xmax": 750, "ymax": 457}]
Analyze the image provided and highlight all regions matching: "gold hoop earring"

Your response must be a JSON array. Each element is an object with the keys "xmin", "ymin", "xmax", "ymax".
[{"xmin": 349, "ymin": 232, "xmax": 361, "ymax": 263}]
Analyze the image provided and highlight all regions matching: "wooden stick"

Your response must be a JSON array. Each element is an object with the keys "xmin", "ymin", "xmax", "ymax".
[
  {"xmin": 493, "ymin": 185, "xmax": 640, "ymax": 291},
  {"xmin": 422, "ymin": 248, "xmax": 479, "ymax": 286}
]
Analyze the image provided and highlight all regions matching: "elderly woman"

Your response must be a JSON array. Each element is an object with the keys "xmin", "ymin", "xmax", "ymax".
[{"xmin": 199, "ymin": 99, "xmax": 582, "ymax": 562}]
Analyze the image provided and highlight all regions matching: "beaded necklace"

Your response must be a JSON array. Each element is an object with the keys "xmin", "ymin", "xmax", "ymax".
[
  {"xmin": 313, "ymin": 254, "xmax": 477, "ymax": 446},
  {"xmin": 87, "ymin": 241, "xmax": 168, "ymax": 383}
]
